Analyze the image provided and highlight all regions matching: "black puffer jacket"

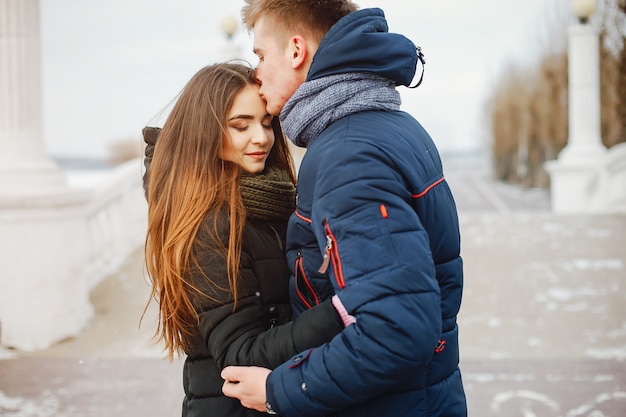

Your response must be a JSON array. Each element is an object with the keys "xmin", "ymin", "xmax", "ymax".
[
  {"xmin": 142, "ymin": 128, "xmax": 343, "ymax": 417},
  {"xmin": 183, "ymin": 213, "xmax": 342, "ymax": 417}
]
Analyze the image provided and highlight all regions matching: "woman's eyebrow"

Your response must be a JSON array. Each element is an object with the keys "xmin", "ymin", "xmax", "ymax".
[
  {"xmin": 228, "ymin": 114, "xmax": 253, "ymax": 121},
  {"xmin": 228, "ymin": 113, "xmax": 272, "ymax": 121}
]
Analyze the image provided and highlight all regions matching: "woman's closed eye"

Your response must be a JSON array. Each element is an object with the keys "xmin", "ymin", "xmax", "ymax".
[
  {"xmin": 230, "ymin": 123, "xmax": 271, "ymax": 132},
  {"xmin": 262, "ymin": 116, "xmax": 273, "ymax": 130}
]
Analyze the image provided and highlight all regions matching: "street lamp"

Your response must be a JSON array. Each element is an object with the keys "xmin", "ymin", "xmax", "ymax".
[
  {"xmin": 571, "ymin": 0, "xmax": 596, "ymax": 24},
  {"xmin": 220, "ymin": 15, "xmax": 239, "ymax": 40},
  {"xmin": 218, "ymin": 14, "xmax": 242, "ymax": 60}
]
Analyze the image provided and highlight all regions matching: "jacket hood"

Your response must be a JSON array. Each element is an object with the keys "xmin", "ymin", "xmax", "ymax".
[{"xmin": 307, "ymin": 8, "xmax": 419, "ymax": 86}]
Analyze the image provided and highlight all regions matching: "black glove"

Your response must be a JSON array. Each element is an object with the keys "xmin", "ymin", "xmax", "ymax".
[{"xmin": 142, "ymin": 126, "xmax": 161, "ymax": 200}]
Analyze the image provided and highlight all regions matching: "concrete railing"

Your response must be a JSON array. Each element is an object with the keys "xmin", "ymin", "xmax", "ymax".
[
  {"xmin": 81, "ymin": 158, "xmax": 147, "ymax": 288},
  {"xmin": 589, "ymin": 142, "xmax": 626, "ymax": 213},
  {"xmin": 0, "ymin": 157, "xmax": 147, "ymax": 351}
]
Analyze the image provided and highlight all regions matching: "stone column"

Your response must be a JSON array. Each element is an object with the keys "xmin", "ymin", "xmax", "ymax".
[
  {"xmin": 560, "ymin": 23, "xmax": 606, "ymax": 162},
  {"xmin": 0, "ymin": 0, "xmax": 88, "ymax": 351},
  {"xmin": 546, "ymin": 20, "xmax": 606, "ymax": 213},
  {"xmin": 0, "ymin": 0, "xmax": 65, "ymax": 192}
]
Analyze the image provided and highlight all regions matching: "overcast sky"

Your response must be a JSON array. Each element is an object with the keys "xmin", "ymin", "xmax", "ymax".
[{"xmin": 39, "ymin": 0, "xmax": 571, "ymax": 159}]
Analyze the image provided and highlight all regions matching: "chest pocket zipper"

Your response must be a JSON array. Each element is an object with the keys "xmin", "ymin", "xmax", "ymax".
[
  {"xmin": 318, "ymin": 219, "xmax": 346, "ymax": 289},
  {"xmin": 295, "ymin": 250, "xmax": 320, "ymax": 309}
]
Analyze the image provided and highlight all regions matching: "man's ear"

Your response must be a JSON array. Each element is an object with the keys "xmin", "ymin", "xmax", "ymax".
[{"xmin": 290, "ymin": 35, "xmax": 308, "ymax": 69}]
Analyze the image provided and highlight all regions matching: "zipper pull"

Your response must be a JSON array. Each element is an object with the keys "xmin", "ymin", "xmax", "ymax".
[{"xmin": 318, "ymin": 234, "xmax": 332, "ymax": 274}]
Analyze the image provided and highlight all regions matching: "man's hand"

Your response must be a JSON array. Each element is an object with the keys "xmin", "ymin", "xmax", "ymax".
[{"xmin": 221, "ymin": 366, "xmax": 272, "ymax": 412}]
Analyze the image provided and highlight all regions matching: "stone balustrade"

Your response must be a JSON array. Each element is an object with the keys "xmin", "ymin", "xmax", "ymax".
[
  {"xmin": 588, "ymin": 143, "xmax": 626, "ymax": 213},
  {"xmin": 0, "ymin": 158, "xmax": 147, "ymax": 351}
]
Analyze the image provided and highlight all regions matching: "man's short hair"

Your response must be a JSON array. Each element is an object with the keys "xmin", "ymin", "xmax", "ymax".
[{"xmin": 242, "ymin": 0, "xmax": 358, "ymax": 43}]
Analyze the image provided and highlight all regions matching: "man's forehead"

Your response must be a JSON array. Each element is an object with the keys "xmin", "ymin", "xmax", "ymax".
[
  {"xmin": 252, "ymin": 14, "xmax": 273, "ymax": 36},
  {"xmin": 252, "ymin": 17, "xmax": 280, "ymax": 51}
]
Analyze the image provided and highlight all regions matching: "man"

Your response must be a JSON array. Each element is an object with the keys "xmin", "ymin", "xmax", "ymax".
[{"xmin": 222, "ymin": 1, "xmax": 467, "ymax": 416}]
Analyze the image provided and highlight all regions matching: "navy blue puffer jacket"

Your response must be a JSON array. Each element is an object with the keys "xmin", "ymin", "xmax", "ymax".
[{"xmin": 268, "ymin": 8, "xmax": 467, "ymax": 417}]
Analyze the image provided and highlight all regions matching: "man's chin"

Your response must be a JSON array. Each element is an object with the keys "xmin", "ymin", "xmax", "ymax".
[{"xmin": 266, "ymin": 102, "xmax": 283, "ymax": 117}]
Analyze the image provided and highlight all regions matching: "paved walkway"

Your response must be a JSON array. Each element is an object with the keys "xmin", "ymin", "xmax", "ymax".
[{"xmin": 1, "ymin": 158, "xmax": 625, "ymax": 416}]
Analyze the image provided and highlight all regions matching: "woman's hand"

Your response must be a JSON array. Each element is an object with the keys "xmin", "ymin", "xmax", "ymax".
[{"xmin": 221, "ymin": 366, "xmax": 272, "ymax": 413}]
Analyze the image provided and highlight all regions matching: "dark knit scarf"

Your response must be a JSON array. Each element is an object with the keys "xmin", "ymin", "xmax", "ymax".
[
  {"xmin": 280, "ymin": 73, "xmax": 401, "ymax": 147},
  {"xmin": 240, "ymin": 166, "xmax": 295, "ymax": 220}
]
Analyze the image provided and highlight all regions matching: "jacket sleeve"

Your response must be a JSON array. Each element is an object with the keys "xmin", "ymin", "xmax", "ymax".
[
  {"xmin": 192, "ymin": 215, "xmax": 344, "ymax": 371},
  {"xmin": 266, "ymin": 140, "xmax": 443, "ymax": 416}
]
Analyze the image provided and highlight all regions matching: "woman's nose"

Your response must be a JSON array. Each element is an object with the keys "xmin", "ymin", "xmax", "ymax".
[{"xmin": 251, "ymin": 125, "xmax": 269, "ymax": 144}]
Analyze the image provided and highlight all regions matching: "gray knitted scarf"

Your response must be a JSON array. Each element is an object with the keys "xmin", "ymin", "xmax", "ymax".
[{"xmin": 280, "ymin": 73, "xmax": 401, "ymax": 147}]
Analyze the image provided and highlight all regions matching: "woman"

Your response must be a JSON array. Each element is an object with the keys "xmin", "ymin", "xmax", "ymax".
[{"xmin": 143, "ymin": 62, "xmax": 345, "ymax": 416}]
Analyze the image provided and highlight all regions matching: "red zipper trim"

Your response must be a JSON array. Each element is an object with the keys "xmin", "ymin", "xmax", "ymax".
[
  {"xmin": 412, "ymin": 176, "xmax": 445, "ymax": 199},
  {"xmin": 379, "ymin": 204, "xmax": 388, "ymax": 219},
  {"xmin": 294, "ymin": 256, "xmax": 319, "ymax": 308},
  {"xmin": 294, "ymin": 209, "xmax": 312, "ymax": 223},
  {"xmin": 324, "ymin": 223, "xmax": 345, "ymax": 289}
]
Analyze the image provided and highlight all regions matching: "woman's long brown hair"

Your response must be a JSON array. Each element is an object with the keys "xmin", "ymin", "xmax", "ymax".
[{"xmin": 144, "ymin": 62, "xmax": 295, "ymax": 359}]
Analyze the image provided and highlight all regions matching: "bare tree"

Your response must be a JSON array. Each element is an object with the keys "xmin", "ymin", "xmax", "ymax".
[
  {"xmin": 618, "ymin": 0, "xmax": 626, "ymax": 144},
  {"xmin": 487, "ymin": 0, "xmax": 625, "ymax": 188}
]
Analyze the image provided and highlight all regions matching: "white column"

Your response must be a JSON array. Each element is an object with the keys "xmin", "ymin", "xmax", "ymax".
[
  {"xmin": 559, "ymin": 23, "xmax": 606, "ymax": 162},
  {"xmin": 0, "ymin": 0, "xmax": 65, "ymax": 192},
  {"xmin": 0, "ymin": 0, "xmax": 89, "ymax": 352},
  {"xmin": 545, "ymin": 19, "xmax": 606, "ymax": 213}
]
